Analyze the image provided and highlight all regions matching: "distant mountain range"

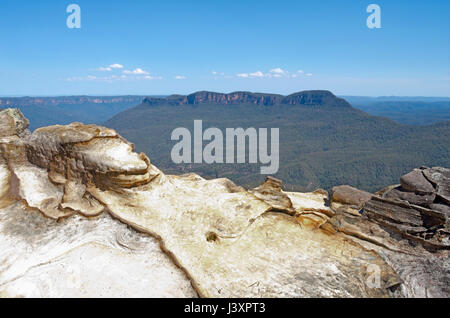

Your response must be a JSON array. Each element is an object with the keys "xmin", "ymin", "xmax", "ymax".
[
  {"xmin": 104, "ymin": 90, "xmax": 450, "ymax": 192},
  {"xmin": 0, "ymin": 96, "xmax": 147, "ymax": 107},
  {"xmin": 342, "ymin": 96, "xmax": 450, "ymax": 103},
  {"xmin": 0, "ymin": 96, "xmax": 147, "ymax": 131},
  {"xmin": 1, "ymin": 93, "xmax": 449, "ymax": 130},
  {"xmin": 1, "ymin": 91, "xmax": 449, "ymax": 191},
  {"xmin": 343, "ymin": 96, "xmax": 450, "ymax": 125}
]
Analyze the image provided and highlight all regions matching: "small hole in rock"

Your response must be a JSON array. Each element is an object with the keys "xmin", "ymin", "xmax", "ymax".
[{"xmin": 206, "ymin": 232, "xmax": 218, "ymax": 242}]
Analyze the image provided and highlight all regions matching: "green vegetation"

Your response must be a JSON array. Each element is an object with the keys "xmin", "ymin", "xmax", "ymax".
[{"xmin": 106, "ymin": 95, "xmax": 450, "ymax": 192}]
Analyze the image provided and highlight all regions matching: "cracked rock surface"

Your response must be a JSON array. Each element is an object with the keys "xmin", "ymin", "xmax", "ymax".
[{"xmin": 0, "ymin": 108, "xmax": 448, "ymax": 298}]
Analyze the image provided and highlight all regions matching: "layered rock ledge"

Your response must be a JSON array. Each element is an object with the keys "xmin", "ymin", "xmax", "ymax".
[{"xmin": 0, "ymin": 108, "xmax": 448, "ymax": 298}]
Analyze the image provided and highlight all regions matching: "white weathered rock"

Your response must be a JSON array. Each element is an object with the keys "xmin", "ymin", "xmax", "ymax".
[
  {"xmin": 0, "ymin": 202, "xmax": 196, "ymax": 298},
  {"xmin": 89, "ymin": 174, "xmax": 400, "ymax": 297},
  {"xmin": 0, "ymin": 112, "xmax": 448, "ymax": 298}
]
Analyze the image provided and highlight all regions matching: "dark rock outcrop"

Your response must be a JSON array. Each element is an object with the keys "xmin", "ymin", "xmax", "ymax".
[
  {"xmin": 382, "ymin": 167, "xmax": 450, "ymax": 210},
  {"xmin": 358, "ymin": 167, "xmax": 450, "ymax": 251},
  {"xmin": 423, "ymin": 167, "xmax": 450, "ymax": 204},
  {"xmin": 400, "ymin": 169, "xmax": 435, "ymax": 194},
  {"xmin": 363, "ymin": 196, "xmax": 448, "ymax": 250},
  {"xmin": 384, "ymin": 187, "xmax": 436, "ymax": 206},
  {"xmin": 329, "ymin": 167, "xmax": 449, "ymax": 297}
]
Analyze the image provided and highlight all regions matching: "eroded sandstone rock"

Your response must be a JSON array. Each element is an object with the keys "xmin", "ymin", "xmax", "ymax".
[
  {"xmin": 0, "ymin": 109, "xmax": 448, "ymax": 298},
  {"xmin": 0, "ymin": 109, "xmax": 29, "ymax": 138},
  {"xmin": 5, "ymin": 122, "xmax": 160, "ymax": 219},
  {"xmin": 329, "ymin": 208, "xmax": 449, "ymax": 297},
  {"xmin": 0, "ymin": 202, "xmax": 196, "ymax": 298},
  {"xmin": 363, "ymin": 196, "xmax": 448, "ymax": 249},
  {"xmin": 0, "ymin": 156, "xmax": 11, "ymax": 208},
  {"xmin": 331, "ymin": 185, "xmax": 373, "ymax": 207},
  {"xmin": 400, "ymin": 169, "xmax": 435, "ymax": 195},
  {"xmin": 330, "ymin": 185, "xmax": 373, "ymax": 217},
  {"xmin": 383, "ymin": 187, "xmax": 435, "ymax": 207},
  {"xmin": 250, "ymin": 176, "xmax": 296, "ymax": 216},
  {"xmin": 423, "ymin": 167, "xmax": 450, "ymax": 204}
]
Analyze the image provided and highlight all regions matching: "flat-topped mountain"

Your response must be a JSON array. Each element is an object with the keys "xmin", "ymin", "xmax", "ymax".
[
  {"xmin": 143, "ymin": 90, "xmax": 351, "ymax": 107},
  {"xmin": 107, "ymin": 90, "xmax": 450, "ymax": 192}
]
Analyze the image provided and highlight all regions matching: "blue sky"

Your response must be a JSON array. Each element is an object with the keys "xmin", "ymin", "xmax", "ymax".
[{"xmin": 0, "ymin": 0, "xmax": 449, "ymax": 96}]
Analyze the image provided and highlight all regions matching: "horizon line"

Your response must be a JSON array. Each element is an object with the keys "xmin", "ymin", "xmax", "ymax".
[{"xmin": 1, "ymin": 92, "xmax": 450, "ymax": 99}]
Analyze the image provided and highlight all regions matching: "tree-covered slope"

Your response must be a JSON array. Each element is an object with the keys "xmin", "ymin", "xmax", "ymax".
[{"xmin": 102, "ymin": 91, "xmax": 449, "ymax": 192}]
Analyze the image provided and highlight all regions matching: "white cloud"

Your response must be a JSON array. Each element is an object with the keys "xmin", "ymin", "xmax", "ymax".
[
  {"xmin": 175, "ymin": 75, "xmax": 187, "ymax": 80},
  {"xmin": 249, "ymin": 71, "xmax": 264, "ymax": 77},
  {"xmin": 109, "ymin": 63, "xmax": 123, "ymax": 69},
  {"xmin": 237, "ymin": 71, "xmax": 266, "ymax": 78},
  {"xmin": 66, "ymin": 73, "xmax": 162, "ymax": 82},
  {"xmin": 142, "ymin": 75, "xmax": 162, "ymax": 80},
  {"xmin": 123, "ymin": 68, "xmax": 150, "ymax": 75},
  {"xmin": 97, "ymin": 63, "xmax": 124, "ymax": 71},
  {"xmin": 66, "ymin": 75, "xmax": 112, "ymax": 82},
  {"xmin": 234, "ymin": 67, "xmax": 312, "ymax": 80},
  {"xmin": 269, "ymin": 68, "xmax": 287, "ymax": 76},
  {"xmin": 211, "ymin": 71, "xmax": 217, "ymax": 75},
  {"xmin": 291, "ymin": 70, "xmax": 311, "ymax": 78}
]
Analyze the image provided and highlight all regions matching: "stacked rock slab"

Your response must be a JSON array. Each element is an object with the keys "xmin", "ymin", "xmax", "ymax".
[
  {"xmin": 329, "ymin": 171, "xmax": 449, "ymax": 297},
  {"xmin": 0, "ymin": 108, "xmax": 449, "ymax": 297},
  {"xmin": 330, "ymin": 169, "xmax": 450, "ymax": 251},
  {"xmin": 365, "ymin": 167, "xmax": 450, "ymax": 250}
]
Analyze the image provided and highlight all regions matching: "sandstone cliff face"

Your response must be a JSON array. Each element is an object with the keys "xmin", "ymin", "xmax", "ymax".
[
  {"xmin": 0, "ymin": 108, "xmax": 448, "ymax": 298},
  {"xmin": 142, "ymin": 90, "xmax": 352, "ymax": 107}
]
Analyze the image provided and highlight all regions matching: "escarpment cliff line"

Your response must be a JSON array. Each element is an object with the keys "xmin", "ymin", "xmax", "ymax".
[
  {"xmin": 0, "ymin": 108, "xmax": 448, "ymax": 298},
  {"xmin": 142, "ymin": 90, "xmax": 352, "ymax": 107}
]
